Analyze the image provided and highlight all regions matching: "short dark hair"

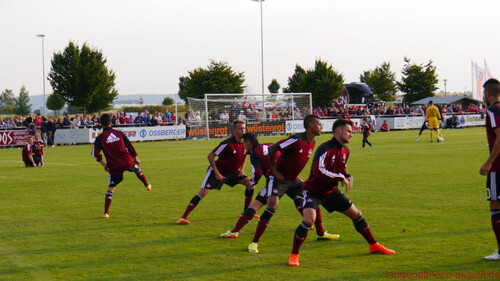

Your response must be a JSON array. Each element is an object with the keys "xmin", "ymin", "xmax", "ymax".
[
  {"xmin": 429, "ymin": 100, "xmax": 434, "ymax": 105},
  {"xmin": 242, "ymin": 132, "xmax": 259, "ymax": 147},
  {"xmin": 100, "ymin": 113, "xmax": 111, "ymax": 127},
  {"xmin": 332, "ymin": 119, "xmax": 353, "ymax": 133},
  {"xmin": 303, "ymin": 115, "xmax": 320, "ymax": 129},
  {"xmin": 484, "ymin": 78, "xmax": 500, "ymax": 97}
]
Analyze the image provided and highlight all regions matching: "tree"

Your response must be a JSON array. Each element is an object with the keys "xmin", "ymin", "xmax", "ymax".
[
  {"xmin": 360, "ymin": 62, "xmax": 397, "ymax": 101},
  {"xmin": 282, "ymin": 65, "xmax": 306, "ymax": 93},
  {"xmin": 283, "ymin": 60, "xmax": 344, "ymax": 106},
  {"xmin": 268, "ymin": 79, "xmax": 280, "ymax": 93},
  {"xmin": 0, "ymin": 89, "xmax": 16, "ymax": 114},
  {"xmin": 14, "ymin": 86, "xmax": 32, "ymax": 115},
  {"xmin": 46, "ymin": 92, "xmax": 66, "ymax": 115},
  {"xmin": 48, "ymin": 42, "xmax": 118, "ymax": 114},
  {"xmin": 397, "ymin": 57, "xmax": 439, "ymax": 103},
  {"xmin": 178, "ymin": 60, "xmax": 245, "ymax": 103},
  {"xmin": 162, "ymin": 96, "xmax": 174, "ymax": 105}
]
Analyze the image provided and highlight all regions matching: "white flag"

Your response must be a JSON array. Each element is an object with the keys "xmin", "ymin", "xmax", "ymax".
[
  {"xmin": 472, "ymin": 61, "xmax": 485, "ymax": 101},
  {"xmin": 485, "ymin": 60, "xmax": 493, "ymax": 81}
]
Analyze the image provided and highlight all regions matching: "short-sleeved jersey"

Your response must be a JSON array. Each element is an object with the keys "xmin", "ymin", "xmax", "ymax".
[
  {"xmin": 33, "ymin": 140, "xmax": 44, "ymax": 156},
  {"xmin": 425, "ymin": 105, "xmax": 441, "ymax": 121},
  {"xmin": 303, "ymin": 138, "xmax": 350, "ymax": 196},
  {"xmin": 249, "ymin": 143, "xmax": 281, "ymax": 186},
  {"xmin": 212, "ymin": 136, "xmax": 246, "ymax": 175},
  {"xmin": 273, "ymin": 133, "xmax": 315, "ymax": 182},
  {"xmin": 486, "ymin": 102, "xmax": 500, "ymax": 172},
  {"xmin": 360, "ymin": 123, "xmax": 370, "ymax": 137},
  {"xmin": 22, "ymin": 143, "xmax": 33, "ymax": 162},
  {"xmin": 92, "ymin": 128, "xmax": 137, "ymax": 174}
]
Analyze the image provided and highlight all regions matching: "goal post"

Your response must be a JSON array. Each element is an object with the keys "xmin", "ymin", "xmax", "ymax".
[{"xmin": 187, "ymin": 93, "xmax": 312, "ymax": 140}]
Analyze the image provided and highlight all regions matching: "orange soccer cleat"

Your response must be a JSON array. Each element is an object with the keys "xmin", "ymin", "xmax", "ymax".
[
  {"xmin": 176, "ymin": 218, "xmax": 190, "ymax": 225},
  {"xmin": 288, "ymin": 253, "xmax": 300, "ymax": 267},
  {"xmin": 369, "ymin": 242, "xmax": 395, "ymax": 255}
]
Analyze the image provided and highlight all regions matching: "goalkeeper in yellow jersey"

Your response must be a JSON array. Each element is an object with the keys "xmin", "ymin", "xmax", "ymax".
[{"xmin": 425, "ymin": 100, "xmax": 444, "ymax": 142}]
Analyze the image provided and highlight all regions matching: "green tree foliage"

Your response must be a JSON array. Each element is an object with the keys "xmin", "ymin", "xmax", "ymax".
[
  {"xmin": 0, "ymin": 89, "xmax": 16, "ymax": 114},
  {"xmin": 283, "ymin": 60, "xmax": 344, "ymax": 106},
  {"xmin": 360, "ymin": 62, "xmax": 397, "ymax": 101},
  {"xmin": 282, "ymin": 65, "xmax": 306, "ymax": 93},
  {"xmin": 162, "ymin": 96, "xmax": 174, "ymax": 105},
  {"xmin": 14, "ymin": 86, "xmax": 32, "ymax": 116},
  {"xmin": 48, "ymin": 42, "xmax": 118, "ymax": 114},
  {"xmin": 46, "ymin": 92, "xmax": 66, "ymax": 115},
  {"xmin": 178, "ymin": 60, "xmax": 245, "ymax": 103},
  {"xmin": 268, "ymin": 79, "xmax": 280, "ymax": 94},
  {"xmin": 397, "ymin": 57, "xmax": 439, "ymax": 103}
]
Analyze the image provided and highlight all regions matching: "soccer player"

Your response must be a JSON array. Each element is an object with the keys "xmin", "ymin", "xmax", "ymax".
[
  {"xmin": 288, "ymin": 119, "xmax": 395, "ymax": 267},
  {"xmin": 246, "ymin": 115, "xmax": 323, "ymax": 253},
  {"xmin": 220, "ymin": 132, "xmax": 338, "ymax": 242},
  {"xmin": 22, "ymin": 136, "xmax": 36, "ymax": 167},
  {"xmin": 92, "ymin": 113, "xmax": 151, "ymax": 219},
  {"xmin": 33, "ymin": 133, "xmax": 45, "ymax": 167},
  {"xmin": 425, "ymin": 100, "xmax": 444, "ymax": 142},
  {"xmin": 360, "ymin": 118, "xmax": 372, "ymax": 148},
  {"xmin": 177, "ymin": 120, "xmax": 252, "ymax": 225},
  {"xmin": 479, "ymin": 78, "xmax": 500, "ymax": 260}
]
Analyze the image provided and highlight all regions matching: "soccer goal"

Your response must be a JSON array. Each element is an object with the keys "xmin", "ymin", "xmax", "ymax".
[{"xmin": 187, "ymin": 93, "xmax": 312, "ymax": 140}]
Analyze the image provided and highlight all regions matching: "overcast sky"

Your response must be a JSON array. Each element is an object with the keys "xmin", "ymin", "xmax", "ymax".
[{"xmin": 0, "ymin": 0, "xmax": 498, "ymax": 97}]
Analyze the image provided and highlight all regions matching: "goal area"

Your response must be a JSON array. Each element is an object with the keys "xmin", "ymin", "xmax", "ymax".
[{"xmin": 187, "ymin": 93, "xmax": 312, "ymax": 139}]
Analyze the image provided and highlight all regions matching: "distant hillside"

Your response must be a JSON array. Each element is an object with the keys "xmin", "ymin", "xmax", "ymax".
[{"xmin": 28, "ymin": 94, "xmax": 183, "ymax": 112}]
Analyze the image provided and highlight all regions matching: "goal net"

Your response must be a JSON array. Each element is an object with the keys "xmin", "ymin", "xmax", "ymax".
[{"xmin": 187, "ymin": 93, "xmax": 312, "ymax": 139}]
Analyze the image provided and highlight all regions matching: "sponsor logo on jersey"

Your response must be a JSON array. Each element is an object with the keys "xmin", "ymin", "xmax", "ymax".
[
  {"xmin": 233, "ymin": 150, "xmax": 236, "ymax": 154},
  {"xmin": 299, "ymin": 149, "xmax": 303, "ymax": 153},
  {"xmin": 106, "ymin": 133, "xmax": 120, "ymax": 144},
  {"xmin": 273, "ymin": 188, "xmax": 279, "ymax": 194},
  {"xmin": 307, "ymin": 197, "xmax": 313, "ymax": 203}
]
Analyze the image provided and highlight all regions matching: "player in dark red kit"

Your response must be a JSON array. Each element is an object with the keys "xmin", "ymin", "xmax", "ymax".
[
  {"xmin": 92, "ymin": 113, "xmax": 151, "ymax": 219},
  {"xmin": 177, "ymin": 120, "xmax": 252, "ymax": 225},
  {"xmin": 33, "ymin": 133, "xmax": 45, "ymax": 167},
  {"xmin": 247, "ymin": 115, "xmax": 327, "ymax": 253},
  {"xmin": 22, "ymin": 136, "xmax": 36, "ymax": 167},
  {"xmin": 480, "ymin": 78, "xmax": 500, "ymax": 260},
  {"xmin": 220, "ymin": 132, "xmax": 339, "ymax": 242},
  {"xmin": 288, "ymin": 119, "xmax": 395, "ymax": 267},
  {"xmin": 360, "ymin": 118, "xmax": 372, "ymax": 148}
]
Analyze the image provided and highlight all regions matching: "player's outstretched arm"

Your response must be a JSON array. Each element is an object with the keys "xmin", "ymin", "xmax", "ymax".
[{"xmin": 481, "ymin": 127, "xmax": 500, "ymax": 175}]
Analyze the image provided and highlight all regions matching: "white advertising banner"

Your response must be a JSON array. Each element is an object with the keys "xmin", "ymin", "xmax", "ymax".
[
  {"xmin": 285, "ymin": 118, "xmax": 363, "ymax": 133},
  {"xmin": 54, "ymin": 129, "xmax": 91, "ymax": 144},
  {"xmin": 455, "ymin": 114, "xmax": 485, "ymax": 127},
  {"xmin": 89, "ymin": 126, "xmax": 187, "ymax": 142},
  {"xmin": 394, "ymin": 116, "xmax": 426, "ymax": 129}
]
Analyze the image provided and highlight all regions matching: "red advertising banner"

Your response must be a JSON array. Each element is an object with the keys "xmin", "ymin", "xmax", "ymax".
[{"xmin": 0, "ymin": 130, "xmax": 29, "ymax": 146}]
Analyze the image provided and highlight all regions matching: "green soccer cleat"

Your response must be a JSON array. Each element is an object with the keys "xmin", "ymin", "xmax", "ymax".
[
  {"xmin": 146, "ymin": 184, "xmax": 152, "ymax": 191},
  {"xmin": 220, "ymin": 230, "xmax": 238, "ymax": 238},
  {"xmin": 248, "ymin": 242, "xmax": 259, "ymax": 253},
  {"xmin": 103, "ymin": 213, "xmax": 109, "ymax": 219},
  {"xmin": 316, "ymin": 231, "xmax": 340, "ymax": 241}
]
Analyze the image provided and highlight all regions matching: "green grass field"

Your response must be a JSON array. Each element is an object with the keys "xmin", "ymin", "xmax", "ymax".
[{"xmin": 1, "ymin": 127, "xmax": 498, "ymax": 280}]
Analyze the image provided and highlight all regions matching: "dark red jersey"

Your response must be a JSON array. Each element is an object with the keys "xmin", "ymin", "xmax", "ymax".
[
  {"xmin": 486, "ymin": 102, "xmax": 500, "ymax": 172},
  {"xmin": 303, "ymin": 137, "xmax": 351, "ymax": 196},
  {"xmin": 212, "ymin": 136, "xmax": 246, "ymax": 175},
  {"xmin": 33, "ymin": 140, "xmax": 45, "ymax": 156},
  {"xmin": 361, "ymin": 123, "xmax": 370, "ymax": 137},
  {"xmin": 273, "ymin": 133, "xmax": 315, "ymax": 182},
  {"xmin": 22, "ymin": 143, "xmax": 33, "ymax": 162},
  {"xmin": 92, "ymin": 128, "xmax": 137, "ymax": 174},
  {"xmin": 249, "ymin": 143, "xmax": 281, "ymax": 186}
]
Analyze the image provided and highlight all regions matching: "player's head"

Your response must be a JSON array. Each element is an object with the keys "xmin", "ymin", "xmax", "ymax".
[
  {"xmin": 362, "ymin": 118, "xmax": 367, "ymax": 124},
  {"xmin": 429, "ymin": 100, "xmax": 434, "ymax": 105},
  {"xmin": 242, "ymin": 132, "xmax": 259, "ymax": 154},
  {"xmin": 35, "ymin": 133, "xmax": 41, "ymax": 141},
  {"xmin": 233, "ymin": 119, "xmax": 246, "ymax": 139},
  {"xmin": 27, "ymin": 135, "xmax": 34, "ymax": 144},
  {"xmin": 304, "ymin": 115, "xmax": 322, "ymax": 136},
  {"xmin": 100, "ymin": 113, "xmax": 112, "ymax": 128},
  {"xmin": 332, "ymin": 119, "xmax": 353, "ymax": 144},
  {"xmin": 483, "ymin": 78, "xmax": 500, "ymax": 105}
]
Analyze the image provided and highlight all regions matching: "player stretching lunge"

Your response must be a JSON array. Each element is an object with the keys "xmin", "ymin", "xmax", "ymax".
[
  {"xmin": 92, "ymin": 113, "xmax": 151, "ymax": 219},
  {"xmin": 220, "ymin": 133, "xmax": 338, "ymax": 242},
  {"xmin": 245, "ymin": 115, "xmax": 325, "ymax": 253},
  {"xmin": 177, "ymin": 120, "xmax": 252, "ymax": 225},
  {"xmin": 289, "ymin": 119, "xmax": 395, "ymax": 267},
  {"xmin": 479, "ymin": 78, "xmax": 500, "ymax": 260}
]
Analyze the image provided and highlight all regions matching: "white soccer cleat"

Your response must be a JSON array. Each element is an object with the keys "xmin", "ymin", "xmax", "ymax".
[
  {"xmin": 437, "ymin": 137, "xmax": 444, "ymax": 142},
  {"xmin": 485, "ymin": 251, "xmax": 500, "ymax": 260},
  {"xmin": 146, "ymin": 184, "xmax": 152, "ymax": 191}
]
